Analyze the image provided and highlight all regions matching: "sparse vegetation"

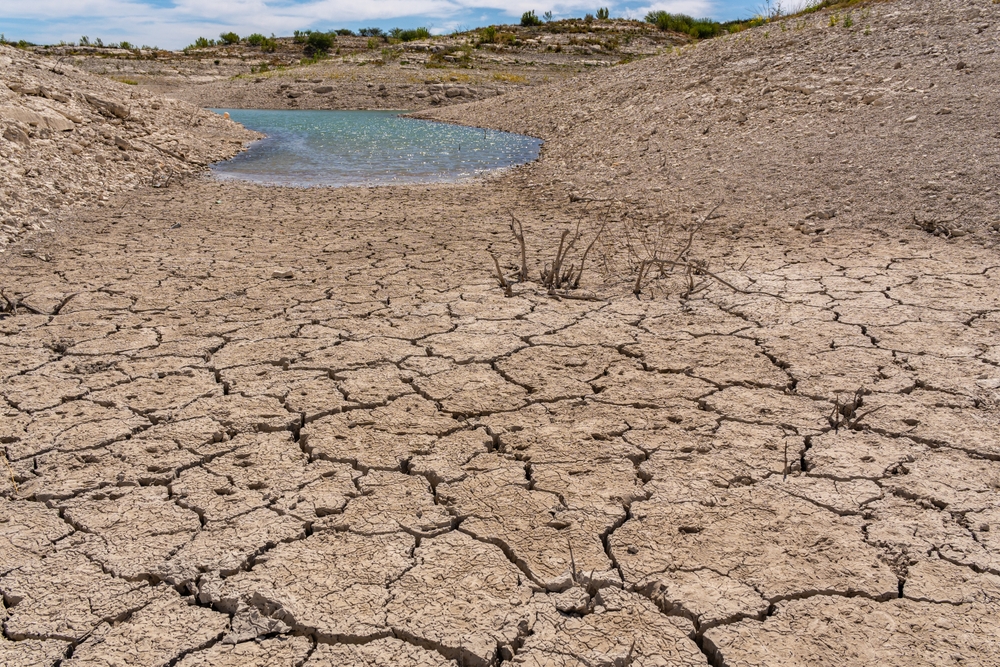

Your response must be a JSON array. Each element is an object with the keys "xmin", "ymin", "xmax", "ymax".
[
  {"xmin": 246, "ymin": 33, "xmax": 278, "ymax": 52},
  {"xmin": 478, "ymin": 26, "xmax": 518, "ymax": 46},
  {"xmin": 521, "ymin": 11, "xmax": 543, "ymax": 27},
  {"xmin": 219, "ymin": 32, "xmax": 240, "ymax": 45},
  {"xmin": 596, "ymin": 7, "xmax": 610, "ymax": 20},
  {"xmin": 359, "ymin": 27, "xmax": 385, "ymax": 38},
  {"xmin": 645, "ymin": 11, "xmax": 726, "ymax": 39},
  {"xmin": 493, "ymin": 72, "xmax": 528, "ymax": 83},
  {"xmin": 479, "ymin": 26, "xmax": 498, "ymax": 44},
  {"xmin": 491, "ymin": 213, "xmax": 605, "ymax": 296},
  {"xmin": 305, "ymin": 31, "xmax": 335, "ymax": 55},
  {"xmin": 390, "ymin": 27, "xmax": 432, "ymax": 42},
  {"xmin": 185, "ymin": 36, "xmax": 216, "ymax": 51}
]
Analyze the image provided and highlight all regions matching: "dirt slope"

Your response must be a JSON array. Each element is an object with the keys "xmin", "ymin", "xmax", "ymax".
[
  {"xmin": 428, "ymin": 0, "xmax": 1000, "ymax": 240},
  {"xmin": 0, "ymin": 45, "xmax": 257, "ymax": 253}
]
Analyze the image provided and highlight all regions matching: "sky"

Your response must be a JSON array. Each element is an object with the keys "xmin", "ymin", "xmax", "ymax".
[{"xmin": 1, "ymin": 0, "xmax": 786, "ymax": 50}]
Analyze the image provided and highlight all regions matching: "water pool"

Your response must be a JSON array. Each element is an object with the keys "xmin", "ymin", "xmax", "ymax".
[{"xmin": 210, "ymin": 109, "xmax": 542, "ymax": 187}]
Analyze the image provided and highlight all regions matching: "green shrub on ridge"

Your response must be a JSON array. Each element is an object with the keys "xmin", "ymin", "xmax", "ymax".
[
  {"xmin": 521, "ymin": 11, "xmax": 543, "ymax": 27},
  {"xmin": 644, "ymin": 11, "xmax": 725, "ymax": 39}
]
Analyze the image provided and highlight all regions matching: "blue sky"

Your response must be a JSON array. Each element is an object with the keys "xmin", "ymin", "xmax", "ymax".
[{"xmin": 2, "ymin": 0, "xmax": 788, "ymax": 50}]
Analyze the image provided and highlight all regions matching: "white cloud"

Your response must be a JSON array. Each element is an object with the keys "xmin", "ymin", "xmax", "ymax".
[{"xmin": 630, "ymin": 1, "xmax": 716, "ymax": 18}]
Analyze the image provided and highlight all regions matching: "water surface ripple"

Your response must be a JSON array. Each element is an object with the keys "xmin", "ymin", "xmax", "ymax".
[{"xmin": 210, "ymin": 109, "xmax": 542, "ymax": 187}]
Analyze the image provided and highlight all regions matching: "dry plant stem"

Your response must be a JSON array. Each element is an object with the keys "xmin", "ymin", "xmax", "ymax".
[
  {"xmin": 4, "ymin": 456, "xmax": 18, "ymax": 494},
  {"xmin": 547, "ymin": 229, "xmax": 572, "ymax": 289},
  {"xmin": 849, "ymin": 405, "xmax": 887, "ymax": 429},
  {"xmin": 510, "ymin": 213, "xmax": 529, "ymax": 282},
  {"xmin": 568, "ymin": 540, "xmax": 579, "ymax": 584},
  {"xmin": 489, "ymin": 252, "xmax": 513, "ymax": 297},
  {"xmin": 633, "ymin": 259, "xmax": 649, "ymax": 296},
  {"xmin": 573, "ymin": 221, "xmax": 606, "ymax": 288},
  {"xmin": 674, "ymin": 202, "xmax": 723, "ymax": 266},
  {"xmin": 138, "ymin": 139, "xmax": 187, "ymax": 163},
  {"xmin": 541, "ymin": 231, "xmax": 566, "ymax": 289},
  {"xmin": 632, "ymin": 203, "xmax": 725, "ymax": 296},
  {"xmin": 547, "ymin": 290, "xmax": 606, "ymax": 302}
]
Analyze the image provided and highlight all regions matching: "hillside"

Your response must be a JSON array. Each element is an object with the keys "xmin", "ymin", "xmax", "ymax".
[
  {"xmin": 0, "ymin": 45, "xmax": 256, "ymax": 253},
  {"xmin": 429, "ymin": 0, "xmax": 1000, "ymax": 241}
]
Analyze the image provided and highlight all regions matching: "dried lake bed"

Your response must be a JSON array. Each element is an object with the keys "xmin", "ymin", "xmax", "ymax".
[{"xmin": 2, "ymin": 0, "xmax": 1000, "ymax": 665}]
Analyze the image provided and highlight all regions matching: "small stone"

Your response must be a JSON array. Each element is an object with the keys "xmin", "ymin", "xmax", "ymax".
[
  {"xmin": 313, "ymin": 86, "xmax": 333, "ymax": 94},
  {"xmin": 903, "ymin": 115, "xmax": 918, "ymax": 123},
  {"xmin": 271, "ymin": 268, "xmax": 294, "ymax": 279},
  {"xmin": 551, "ymin": 587, "xmax": 591, "ymax": 614},
  {"xmin": 936, "ymin": 107, "xmax": 953, "ymax": 114},
  {"xmin": 2, "ymin": 126, "xmax": 30, "ymax": 147},
  {"xmin": 84, "ymin": 94, "xmax": 129, "ymax": 118},
  {"xmin": 955, "ymin": 61, "xmax": 966, "ymax": 70}
]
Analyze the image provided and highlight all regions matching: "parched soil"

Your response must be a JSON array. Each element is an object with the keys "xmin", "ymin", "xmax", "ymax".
[{"xmin": 2, "ymin": 0, "xmax": 1000, "ymax": 666}]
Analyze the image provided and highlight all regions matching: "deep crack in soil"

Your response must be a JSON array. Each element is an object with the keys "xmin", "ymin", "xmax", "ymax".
[{"xmin": 3, "ymin": 0, "xmax": 1000, "ymax": 665}]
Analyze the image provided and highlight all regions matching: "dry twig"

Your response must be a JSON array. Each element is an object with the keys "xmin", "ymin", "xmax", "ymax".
[
  {"xmin": 568, "ymin": 539, "xmax": 579, "ymax": 584},
  {"xmin": 829, "ymin": 386, "xmax": 885, "ymax": 431},
  {"xmin": 509, "ymin": 213, "xmax": 529, "ymax": 282},
  {"xmin": 489, "ymin": 252, "xmax": 513, "ymax": 297},
  {"xmin": 3, "ymin": 455, "xmax": 18, "ymax": 495}
]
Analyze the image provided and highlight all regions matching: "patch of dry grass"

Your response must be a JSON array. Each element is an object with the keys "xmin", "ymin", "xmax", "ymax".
[{"xmin": 493, "ymin": 72, "xmax": 529, "ymax": 84}]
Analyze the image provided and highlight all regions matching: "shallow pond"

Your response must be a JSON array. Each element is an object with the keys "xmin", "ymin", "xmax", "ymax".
[{"xmin": 210, "ymin": 109, "xmax": 542, "ymax": 187}]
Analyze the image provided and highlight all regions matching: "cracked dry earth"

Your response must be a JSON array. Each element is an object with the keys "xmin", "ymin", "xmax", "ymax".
[
  {"xmin": 3, "ymin": 2, "xmax": 1000, "ymax": 667},
  {"xmin": 3, "ymin": 178, "xmax": 1000, "ymax": 667}
]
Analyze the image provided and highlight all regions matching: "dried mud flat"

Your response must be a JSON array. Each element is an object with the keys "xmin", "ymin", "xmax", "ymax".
[{"xmin": 2, "ymin": 1, "xmax": 1000, "ymax": 666}]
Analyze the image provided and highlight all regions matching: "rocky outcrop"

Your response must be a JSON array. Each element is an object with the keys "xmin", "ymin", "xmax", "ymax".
[{"xmin": 0, "ymin": 45, "xmax": 258, "ymax": 254}]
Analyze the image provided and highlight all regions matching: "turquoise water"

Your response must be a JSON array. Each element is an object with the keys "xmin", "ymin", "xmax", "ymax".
[{"xmin": 210, "ymin": 109, "xmax": 542, "ymax": 187}]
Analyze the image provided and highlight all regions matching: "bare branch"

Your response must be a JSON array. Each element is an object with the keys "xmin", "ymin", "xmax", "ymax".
[
  {"xmin": 674, "ymin": 201, "xmax": 723, "ymax": 265},
  {"xmin": 510, "ymin": 212, "xmax": 528, "ymax": 282},
  {"xmin": 489, "ymin": 252, "xmax": 513, "ymax": 297},
  {"xmin": 573, "ymin": 221, "xmax": 606, "ymax": 289}
]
